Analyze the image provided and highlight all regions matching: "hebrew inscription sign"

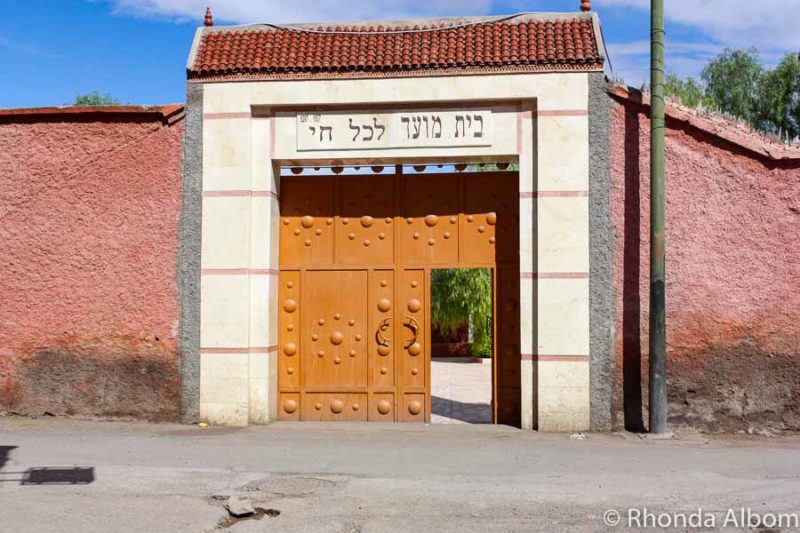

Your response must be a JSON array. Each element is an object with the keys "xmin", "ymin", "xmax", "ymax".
[{"xmin": 296, "ymin": 109, "xmax": 493, "ymax": 151}]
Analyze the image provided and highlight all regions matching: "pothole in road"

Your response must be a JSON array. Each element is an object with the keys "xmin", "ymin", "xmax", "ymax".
[
  {"xmin": 242, "ymin": 475, "xmax": 338, "ymax": 498},
  {"xmin": 216, "ymin": 507, "xmax": 281, "ymax": 529},
  {"xmin": 209, "ymin": 496, "xmax": 281, "ymax": 530},
  {"xmin": 210, "ymin": 476, "xmax": 339, "ymax": 529}
]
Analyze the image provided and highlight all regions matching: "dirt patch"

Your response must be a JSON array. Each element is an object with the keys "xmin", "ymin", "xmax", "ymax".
[
  {"xmin": 5, "ymin": 334, "xmax": 179, "ymax": 420},
  {"xmin": 613, "ymin": 340, "xmax": 800, "ymax": 434},
  {"xmin": 668, "ymin": 342, "xmax": 800, "ymax": 433}
]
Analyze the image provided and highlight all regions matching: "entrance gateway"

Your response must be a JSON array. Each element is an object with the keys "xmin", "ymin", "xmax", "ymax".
[
  {"xmin": 279, "ymin": 167, "xmax": 519, "ymax": 423},
  {"xmin": 185, "ymin": 10, "xmax": 609, "ymax": 430}
]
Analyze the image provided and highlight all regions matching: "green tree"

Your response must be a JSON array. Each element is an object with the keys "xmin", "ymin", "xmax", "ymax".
[
  {"xmin": 660, "ymin": 49, "xmax": 799, "ymax": 142},
  {"xmin": 664, "ymin": 74, "xmax": 708, "ymax": 108},
  {"xmin": 755, "ymin": 53, "xmax": 800, "ymax": 140},
  {"xmin": 72, "ymin": 91, "xmax": 121, "ymax": 106},
  {"xmin": 701, "ymin": 48, "xmax": 763, "ymax": 122},
  {"xmin": 430, "ymin": 268, "xmax": 493, "ymax": 357}
]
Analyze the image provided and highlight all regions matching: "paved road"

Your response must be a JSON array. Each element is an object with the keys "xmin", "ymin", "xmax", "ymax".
[{"xmin": 1, "ymin": 417, "xmax": 799, "ymax": 532}]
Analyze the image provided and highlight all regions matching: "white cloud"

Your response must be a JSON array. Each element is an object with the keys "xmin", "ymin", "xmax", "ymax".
[
  {"xmin": 607, "ymin": 35, "xmax": 791, "ymax": 87},
  {"xmin": 606, "ymin": 40, "xmax": 725, "ymax": 85},
  {"xmin": 601, "ymin": 0, "xmax": 799, "ymax": 50},
  {"xmin": 601, "ymin": 0, "xmax": 798, "ymax": 87},
  {"xmin": 105, "ymin": 0, "xmax": 493, "ymax": 24}
]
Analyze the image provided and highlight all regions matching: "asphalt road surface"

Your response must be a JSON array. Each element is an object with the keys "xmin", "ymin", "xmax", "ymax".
[{"xmin": 1, "ymin": 417, "xmax": 799, "ymax": 532}]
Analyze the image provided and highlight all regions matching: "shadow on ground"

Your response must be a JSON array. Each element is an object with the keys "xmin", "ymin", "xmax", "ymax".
[
  {"xmin": 431, "ymin": 396, "xmax": 492, "ymax": 424},
  {"xmin": 0, "ymin": 445, "xmax": 94, "ymax": 485}
]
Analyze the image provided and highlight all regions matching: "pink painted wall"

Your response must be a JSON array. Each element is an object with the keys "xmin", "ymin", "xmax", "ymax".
[
  {"xmin": 0, "ymin": 111, "xmax": 184, "ymax": 420},
  {"xmin": 610, "ymin": 98, "xmax": 800, "ymax": 433}
]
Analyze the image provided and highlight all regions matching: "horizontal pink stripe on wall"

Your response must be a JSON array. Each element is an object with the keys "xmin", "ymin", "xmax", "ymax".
[
  {"xmin": 201, "ymin": 268, "xmax": 278, "ymax": 276},
  {"xmin": 520, "ymin": 191, "xmax": 589, "ymax": 198},
  {"xmin": 202, "ymin": 109, "xmax": 584, "ymax": 121},
  {"xmin": 521, "ymin": 354, "xmax": 589, "ymax": 361},
  {"xmin": 201, "ymin": 346, "xmax": 278, "ymax": 354},
  {"xmin": 535, "ymin": 110, "xmax": 589, "ymax": 117},
  {"xmin": 203, "ymin": 112, "xmax": 251, "ymax": 120},
  {"xmin": 203, "ymin": 190, "xmax": 278, "ymax": 198},
  {"xmin": 520, "ymin": 272, "xmax": 589, "ymax": 279}
]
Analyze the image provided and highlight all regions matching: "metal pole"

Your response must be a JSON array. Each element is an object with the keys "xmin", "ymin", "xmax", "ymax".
[{"xmin": 649, "ymin": 0, "xmax": 668, "ymax": 434}]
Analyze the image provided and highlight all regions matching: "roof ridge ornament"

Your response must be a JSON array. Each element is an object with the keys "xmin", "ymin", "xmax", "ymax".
[
  {"xmin": 580, "ymin": 0, "xmax": 591, "ymax": 11},
  {"xmin": 204, "ymin": 7, "xmax": 214, "ymax": 27}
]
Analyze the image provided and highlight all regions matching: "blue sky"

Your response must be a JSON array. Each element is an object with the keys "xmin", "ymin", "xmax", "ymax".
[{"xmin": 0, "ymin": 0, "xmax": 794, "ymax": 108}]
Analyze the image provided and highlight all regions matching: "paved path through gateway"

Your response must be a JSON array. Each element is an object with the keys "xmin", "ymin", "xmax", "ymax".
[{"xmin": 431, "ymin": 357, "xmax": 492, "ymax": 424}]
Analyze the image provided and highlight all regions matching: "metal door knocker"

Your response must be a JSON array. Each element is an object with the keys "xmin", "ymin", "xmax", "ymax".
[
  {"xmin": 403, "ymin": 316, "xmax": 419, "ymax": 348},
  {"xmin": 376, "ymin": 318, "xmax": 391, "ymax": 356}
]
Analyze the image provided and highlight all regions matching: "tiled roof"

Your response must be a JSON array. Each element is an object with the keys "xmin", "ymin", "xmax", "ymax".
[{"xmin": 188, "ymin": 13, "xmax": 604, "ymax": 81}]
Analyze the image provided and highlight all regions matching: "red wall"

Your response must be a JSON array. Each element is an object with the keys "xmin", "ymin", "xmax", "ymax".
[
  {"xmin": 0, "ymin": 112, "xmax": 183, "ymax": 420},
  {"xmin": 610, "ymin": 99, "xmax": 800, "ymax": 433}
]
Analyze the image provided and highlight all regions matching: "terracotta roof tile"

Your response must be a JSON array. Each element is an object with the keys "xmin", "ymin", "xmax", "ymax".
[{"xmin": 188, "ymin": 14, "xmax": 604, "ymax": 80}]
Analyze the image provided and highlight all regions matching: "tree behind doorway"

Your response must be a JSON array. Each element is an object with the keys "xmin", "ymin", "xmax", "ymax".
[{"xmin": 430, "ymin": 268, "xmax": 492, "ymax": 357}]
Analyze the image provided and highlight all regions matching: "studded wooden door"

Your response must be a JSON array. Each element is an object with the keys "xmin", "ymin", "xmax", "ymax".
[{"xmin": 278, "ymin": 169, "xmax": 520, "ymax": 425}]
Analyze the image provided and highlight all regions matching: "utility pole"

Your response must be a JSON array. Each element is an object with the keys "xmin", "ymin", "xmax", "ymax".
[{"xmin": 649, "ymin": 0, "xmax": 668, "ymax": 434}]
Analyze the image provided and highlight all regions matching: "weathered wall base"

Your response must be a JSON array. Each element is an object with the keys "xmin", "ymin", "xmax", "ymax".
[
  {"xmin": 3, "ymin": 334, "xmax": 179, "ymax": 420},
  {"xmin": 669, "ymin": 344, "xmax": 800, "ymax": 433}
]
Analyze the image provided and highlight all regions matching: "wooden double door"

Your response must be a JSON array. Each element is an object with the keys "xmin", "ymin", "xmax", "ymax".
[{"xmin": 278, "ymin": 170, "xmax": 520, "ymax": 425}]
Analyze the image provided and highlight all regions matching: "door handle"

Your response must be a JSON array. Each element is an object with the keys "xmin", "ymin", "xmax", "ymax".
[
  {"xmin": 403, "ymin": 316, "xmax": 419, "ymax": 348},
  {"xmin": 376, "ymin": 318, "xmax": 391, "ymax": 355}
]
